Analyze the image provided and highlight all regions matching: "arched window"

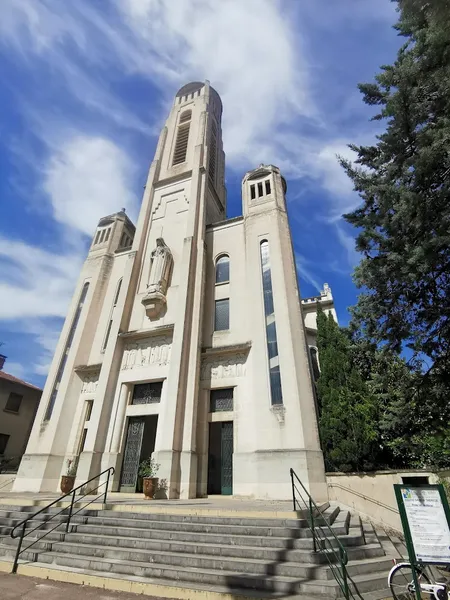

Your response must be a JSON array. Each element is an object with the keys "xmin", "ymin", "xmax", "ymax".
[
  {"xmin": 173, "ymin": 110, "xmax": 191, "ymax": 165},
  {"xmin": 113, "ymin": 278, "xmax": 123, "ymax": 307},
  {"xmin": 180, "ymin": 110, "xmax": 191, "ymax": 123},
  {"xmin": 215, "ymin": 255, "xmax": 229, "ymax": 284},
  {"xmin": 309, "ymin": 346, "xmax": 320, "ymax": 382}
]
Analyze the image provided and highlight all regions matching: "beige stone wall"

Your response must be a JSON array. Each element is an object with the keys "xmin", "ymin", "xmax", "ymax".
[
  {"xmin": 0, "ymin": 379, "xmax": 40, "ymax": 458},
  {"xmin": 327, "ymin": 470, "xmax": 447, "ymax": 532},
  {"xmin": 0, "ymin": 474, "xmax": 15, "ymax": 492}
]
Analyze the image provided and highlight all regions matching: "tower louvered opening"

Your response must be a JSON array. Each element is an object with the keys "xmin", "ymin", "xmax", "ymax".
[{"xmin": 173, "ymin": 123, "xmax": 190, "ymax": 165}]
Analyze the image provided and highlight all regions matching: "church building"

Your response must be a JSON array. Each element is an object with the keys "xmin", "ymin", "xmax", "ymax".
[{"xmin": 13, "ymin": 82, "xmax": 336, "ymax": 501}]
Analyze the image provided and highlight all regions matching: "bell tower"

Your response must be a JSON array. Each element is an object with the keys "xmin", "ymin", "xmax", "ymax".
[{"xmin": 113, "ymin": 81, "xmax": 227, "ymax": 498}]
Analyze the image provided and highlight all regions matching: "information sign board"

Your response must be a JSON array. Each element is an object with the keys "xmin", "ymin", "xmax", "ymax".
[{"xmin": 394, "ymin": 484, "xmax": 450, "ymax": 565}]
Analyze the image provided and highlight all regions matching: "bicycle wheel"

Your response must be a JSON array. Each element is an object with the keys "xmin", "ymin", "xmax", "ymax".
[{"xmin": 389, "ymin": 563, "xmax": 431, "ymax": 600}]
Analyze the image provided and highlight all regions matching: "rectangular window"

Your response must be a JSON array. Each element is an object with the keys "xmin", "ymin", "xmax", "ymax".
[
  {"xmin": 100, "ymin": 229, "xmax": 106, "ymax": 243},
  {"xmin": 214, "ymin": 298, "xmax": 229, "ymax": 331},
  {"xmin": 85, "ymin": 400, "xmax": 93, "ymax": 422},
  {"xmin": 94, "ymin": 231, "xmax": 101, "ymax": 245},
  {"xmin": 79, "ymin": 428, "xmax": 88, "ymax": 453},
  {"xmin": 0, "ymin": 434, "xmax": 9, "ymax": 454},
  {"xmin": 250, "ymin": 184, "xmax": 256, "ymax": 200},
  {"xmin": 5, "ymin": 392, "xmax": 23, "ymax": 413},
  {"xmin": 257, "ymin": 182, "xmax": 263, "ymax": 197},
  {"xmin": 105, "ymin": 228, "xmax": 111, "ymax": 242},
  {"xmin": 265, "ymin": 180, "xmax": 271, "ymax": 195},
  {"xmin": 102, "ymin": 319, "xmax": 113, "ymax": 352},
  {"xmin": 132, "ymin": 382, "xmax": 163, "ymax": 405},
  {"xmin": 210, "ymin": 388, "xmax": 233, "ymax": 412}
]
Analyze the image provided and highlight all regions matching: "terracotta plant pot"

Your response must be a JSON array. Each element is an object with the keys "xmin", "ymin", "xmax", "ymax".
[
  {"xmin": 60, "ymin": 475, "xmax": 76, "ymax": 495},
  {"xmin": 143, "ymin": 477, "xmax": 159, "ymax": 499}
]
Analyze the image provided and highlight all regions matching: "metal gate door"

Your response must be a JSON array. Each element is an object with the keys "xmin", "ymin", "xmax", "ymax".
[
  {"xmin": 119, "ymin": 417, "xmax": 145, "ymax": 493},
  {"xmin": 221, "ymin": 422, "xmax": 233, "ymax": 495}
]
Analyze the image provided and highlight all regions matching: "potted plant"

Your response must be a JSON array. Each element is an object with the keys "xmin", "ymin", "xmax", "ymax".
[
  {"xmin": 60, "ymin": 459, "xmax": 77, "ymax": 494},
  {"xmin": 138, "ymin": 456, "xmax": 160, "ymax": 499}
]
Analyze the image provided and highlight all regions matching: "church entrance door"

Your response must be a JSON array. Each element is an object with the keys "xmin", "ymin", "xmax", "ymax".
[
  {"xmin": 119, "ymin": 415, "xmax": 158, "ymax": 493},
  {"xmin": 207, "ymin": 421, "xmax": 233, "ymax": 495}
]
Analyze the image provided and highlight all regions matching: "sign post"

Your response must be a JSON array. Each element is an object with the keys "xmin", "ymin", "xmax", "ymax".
[{"xmin": 394, "ymin": 484, "xmax": 450, "ymax": 600}]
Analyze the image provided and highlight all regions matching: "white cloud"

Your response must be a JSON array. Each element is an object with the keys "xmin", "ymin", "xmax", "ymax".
[
  {"xmin": 117, "ymin": 0, "xmax": 315, "ymax": 165},
  {"xmin": 0, "ymin": 0, "xmax": 151, "ymax": 134},
  {"xmin": 335, "ymin": 223, "xmax": 359, "ymax": 268},
  {"xmin": 0, "ymin": 237, "xmax": 83, "ymax": 320},
  {"xmin": 3, "ymin": 361, "xmax": 27, "ymax": 381},
  {"xmin": 0, "ymin": 0, "xmax": 394, "ymax": 375},
  {"xmin": 43, "ymin": 135, "xmax": 137, "ymax": 235},
  {"xmin": 295, "ymin": 253, "xmax": 322, "ymax": 293}
]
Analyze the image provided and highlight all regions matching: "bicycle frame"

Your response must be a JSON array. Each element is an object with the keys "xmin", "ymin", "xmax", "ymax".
[{"xmin": 388, "ymin": 562, "xmax": 448, "ymax": 599}]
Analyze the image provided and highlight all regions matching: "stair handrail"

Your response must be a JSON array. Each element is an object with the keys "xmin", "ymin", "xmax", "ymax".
[
  {"xmin": 10, "ymin": 466, "xmax": 114, "ymax": 574},
  {"xmin": 290, "ymin": 468, "xmax": 363, "ymax": 600}
]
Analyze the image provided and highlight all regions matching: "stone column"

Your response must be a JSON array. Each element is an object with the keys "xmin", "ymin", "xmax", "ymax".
[
  {"xmin": 111, "ymin": 383, "xmax": 130, "ymax": 453},
  {"xmin": 99, "ymin": 383, "xmax": 129, "ymax": 490}
]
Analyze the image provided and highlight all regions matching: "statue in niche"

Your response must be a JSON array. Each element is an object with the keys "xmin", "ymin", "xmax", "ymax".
[{"xmin": 141, "ymin": 238, "xmax": 173, "ymax": 319}]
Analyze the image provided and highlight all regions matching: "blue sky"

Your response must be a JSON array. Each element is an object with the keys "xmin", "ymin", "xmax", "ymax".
[{"xmin": 0, "ymin": 0, "xmax": 402, "ymax": 387}]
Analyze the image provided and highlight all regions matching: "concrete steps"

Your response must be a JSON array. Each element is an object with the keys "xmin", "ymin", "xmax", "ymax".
[{"xmin": 0, "ymin": 502, "xmax": 393, "ymax": 599}]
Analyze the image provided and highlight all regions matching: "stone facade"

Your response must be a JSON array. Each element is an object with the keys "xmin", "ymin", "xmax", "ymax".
[{"xmin": 13, "ymin": 81, "xmax": 335, "ymax": 501}]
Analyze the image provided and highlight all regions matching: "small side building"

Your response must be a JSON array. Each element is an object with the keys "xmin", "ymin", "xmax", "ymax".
[
  {"xmin": 301, "ymin": 284, "xmax": 338, "ymax": 382},
  {"xmin": 0, "ymin": 355, "xmax": 42, "ymax": 471}
]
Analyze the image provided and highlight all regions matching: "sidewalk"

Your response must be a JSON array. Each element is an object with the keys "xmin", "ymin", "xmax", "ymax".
[{"xmin": 0, "ymin": 572, "xmax": 164, "ymax": 600}]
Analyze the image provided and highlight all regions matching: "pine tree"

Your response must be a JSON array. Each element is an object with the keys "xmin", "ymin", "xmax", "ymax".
[
  {"xmin": 316, "ymin": 309, "xmax": 380, "ymax": 472},
  {"xmin": 340, "ymin": 0, "xmax": 450, "ymax": 388},
  {"xmin": 339, "ymin": 0, "xmax": 450, "ymax": 465}
]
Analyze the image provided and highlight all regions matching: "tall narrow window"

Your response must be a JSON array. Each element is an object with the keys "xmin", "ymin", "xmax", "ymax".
[
  {"xmin": 79, "ymin": 428, "xmax": 88, "ymax": 454},
  {"xmin": 265, "ymin": 180, "xmax": 271, "ymax": 195},
  {"xmin": 209, "ymin": 121, "xmax": 217, "ymax": 182},
  {"xmin": 102, "ymin": 320, "xmax": 113, "ymax": 352},
  {"xmin": 85, "ymin": 400, "xmax": 94, "ymax": 421},
  {"xmin": 309, "ymin": 347, "xmax": 320, "ymax": 382},
  {"xmin": 258, "ymin": 182, "xmax": 263, "ymax": 197},
  {"xmin": 100, "ymin": 229, "xmax": 106, "ymax": 243},
  {"xmin": 260, "ymin": 241, "xmax": 283, "ymax": 405},
  {"xmin": 45, "ymin": 282, "xmax": 90, "ymax": 420},
  {"xmin": 102, "ymin": 278, "xmax": 122, "ymax": 353},
  {"xmin": 215, "ymin": 255, "xmax": 229, "ymax": 284},
  {"xmin": 173, "ymin": 110, "xmax": 191, "ymax": 165},
  {"xmin": 94, "ymin": 231, "xmax": 101, "ymax": 245},
  {"xmin": 214, "ymin": 299, "xmax": 229, "ymax": 331},
  {"xmin": 113, "ymin": 278, "xmax": 123, "ymax": 306},
  {"xmin": 250, "ymin": 184, "xmax": 256, "ymax": 200}
]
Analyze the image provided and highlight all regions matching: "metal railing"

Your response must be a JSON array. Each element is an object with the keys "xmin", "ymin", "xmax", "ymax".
[
  {"xmin": 290, "ymin": 468, "xmax": 363, "ymax": 600},
  {"xmin": 328, "ymin": 481, "xmax": 400, "ymax": 514},
  {"xmin": 10, "ymin": 467, "xmax": 114, "ymax": 574}
]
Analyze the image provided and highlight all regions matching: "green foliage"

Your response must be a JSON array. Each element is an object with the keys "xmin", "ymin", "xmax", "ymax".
[
  {"xmin": 336, "ymin": 0, "xmax": 450, "ymax": 468},
  {"xmin": 340, "ymin": 0, "xmax": 450, "ymax": 386},
  {"xmin": 138, "ymin": 456, "xmax": 160, "ymax": 478},
  {"xmin": 316, "ymin": 308, "xmax": 380, "ymax": 472}
]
